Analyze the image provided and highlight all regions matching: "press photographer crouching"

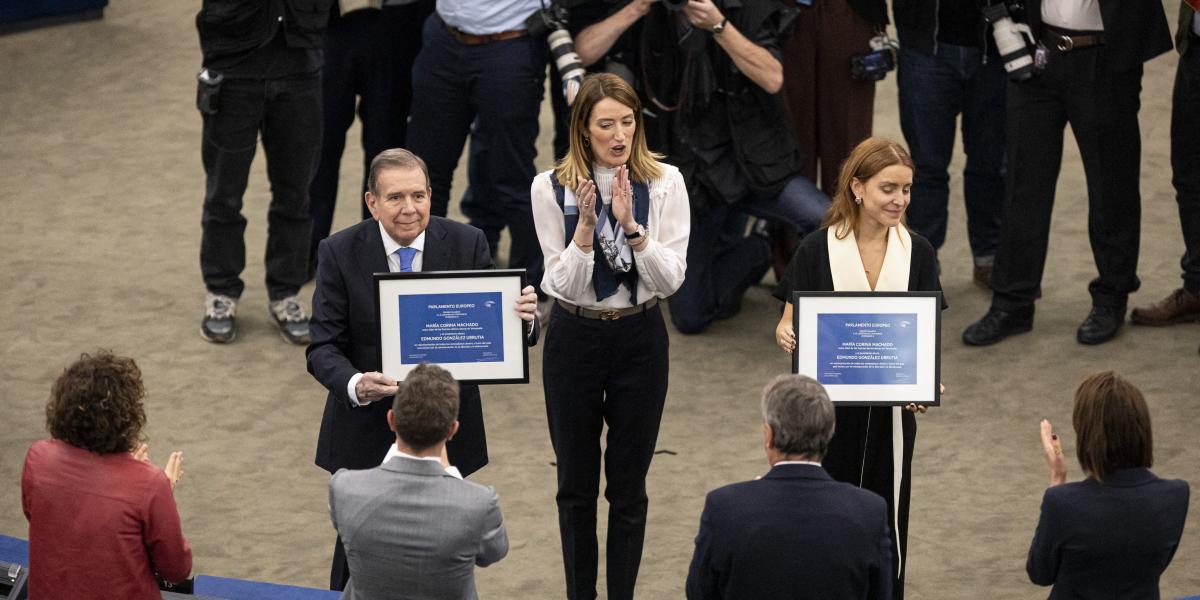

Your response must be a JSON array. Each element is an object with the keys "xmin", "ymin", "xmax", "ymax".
[{"xmin": 575, "ymin": 0, "xmax": 830, "ymax": 334}]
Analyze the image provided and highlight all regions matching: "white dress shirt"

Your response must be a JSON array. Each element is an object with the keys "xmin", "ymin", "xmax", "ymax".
[
  {"xmin": 531, "ymin": 163, "xmax": 691, "ymax": 310},
  {"xmin": 346, "ymin": 223, "xmax": 427, "ymax": 405},
  {"xmin": 1041, "ymin": 0, "xmax": 1104, "ymax": 31},
  {"xmin": 437, "ymin": 0, "xmax": 541, "ymax": 35},
  {"xmin": 381, "ymin": 444, "xmax": 463, "ymax": 479}
]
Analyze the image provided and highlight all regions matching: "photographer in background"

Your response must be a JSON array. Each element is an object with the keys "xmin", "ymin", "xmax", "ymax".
[
  {"xmin": 307, "ymin": 0, "xmax": 434, "ymax": 281},
  {"xmin": 961, "ymin": 0, "xmax": 1172, "ymax": 347},
  {"xmin": 404, "ymin": 0, "xmax": 549, "ymax": 294},
  {"xmin": 894, "ymin": 0, "xmax": 1006, "ymax": 288},
  {"xmin": 576, "ymin": 0, "xmax": 830, "ymax": 335},
  {"xmin": 195, "ymin": 0, "xmax": 334, "ymax": 346}
]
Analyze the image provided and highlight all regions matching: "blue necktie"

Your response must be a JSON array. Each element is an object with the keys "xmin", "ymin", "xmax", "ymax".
[{"xmin": 396, "ymin": 247, "xmax": 417, "ymax": 272}]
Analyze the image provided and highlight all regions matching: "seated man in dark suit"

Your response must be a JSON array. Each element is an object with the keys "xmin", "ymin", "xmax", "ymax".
[
  {"xmin": 307, "ymin": 148, "xmax": 537, "ymax": 589},
  {"xmin": 329, "ymin": 363, "xmax": 508, "ymax": 600},
  {"xmin": 686, "ymin": 374, "xmax": 893, "ymax": 600}
]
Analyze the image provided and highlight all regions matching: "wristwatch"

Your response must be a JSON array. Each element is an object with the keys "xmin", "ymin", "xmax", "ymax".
[
  {"xmin": 625, "ymin": 224, "xmax": 646, "ymax": 241},
  {"xmin": 712, "ymin": 17, "xmax": 727, "ymax": 35}
]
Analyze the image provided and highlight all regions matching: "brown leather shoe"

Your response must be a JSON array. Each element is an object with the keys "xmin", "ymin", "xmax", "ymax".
[
  {"xmin": 1130, "ymin": 288, "xmax": 1200, "ymax": 326},
  {"xmin": 973, "ymin": 265, "xmax": 992, "ymax": 289}
]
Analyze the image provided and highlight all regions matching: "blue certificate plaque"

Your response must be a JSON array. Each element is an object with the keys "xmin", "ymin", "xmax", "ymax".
[
  {"xmin": 816, "ymin": 313, "xmax": 917, "ymax": 385},
  {"xmin": 398, "ymin": 292, "xmax": 504, "ymax": 365},
  {"xmin": 792, "ymin": 292, "xmax": 942, "ymax": 406},
  {"xmin": 376, "ymin": 269, "xmax": 529, "ymax": 385}
]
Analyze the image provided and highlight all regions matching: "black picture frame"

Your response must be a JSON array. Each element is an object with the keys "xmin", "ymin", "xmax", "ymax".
[
  {"xmin": 791, "ymin": 291, "xmax": 942, "ymax": 406},
  {"xmin": 375, "ymin": 269, "xmax": 530, "ymax": 385}
]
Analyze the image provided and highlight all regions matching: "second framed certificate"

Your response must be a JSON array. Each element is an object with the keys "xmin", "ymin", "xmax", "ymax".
[
  {"xmin": 376, "ymin": 269, "xmax": 529, "ymax": 385},
  {"xmin": 792, "ymin": 291, "xmax": 942, "ymax": 406}
]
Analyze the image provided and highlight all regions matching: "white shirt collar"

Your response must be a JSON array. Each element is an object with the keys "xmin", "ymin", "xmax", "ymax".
[
  {"xmin": 382, "ymin": 443, "xmax": 463, "ymax": 479},
  {"xmin": 774, "ymin": 460, "xmax": 823, "ymax": 468},
  {"xmin": 377, "ymin": 220, "xmax": 426, "ymax": 255}
]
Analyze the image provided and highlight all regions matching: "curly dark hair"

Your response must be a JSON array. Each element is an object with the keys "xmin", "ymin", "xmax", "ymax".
[{"xmin": 45, "ymin": 351, "xmax": 146, "ymax": 454}]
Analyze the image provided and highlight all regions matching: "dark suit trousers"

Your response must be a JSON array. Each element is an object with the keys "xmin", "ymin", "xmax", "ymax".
[
  {"xmin": 308, "ymin": 3, "xmax": 430, "ymax": 268},
  {"xmin": 544, "ymin": 303, "xmax": 669, "ymax": 600},
  {"xmin": 405, "ymin": 14, "xmax": 547, "ymax": 290},
  {"xmin": 1173, "ymin": 35, "xmax": 1200, "ymax": 293},
  {"xmin": 200, "ymin": 74, "xmax": 321, "ymax": 300},
  {"xmin": 781, "ymin": 0, "xmax": 876, "ymax": 193},
  {"xmin": 991, "ymin": 42, "xmax": 1144, "ymax": 311}
]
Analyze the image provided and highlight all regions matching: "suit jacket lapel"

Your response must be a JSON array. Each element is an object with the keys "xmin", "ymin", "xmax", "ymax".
[
  {"xmin": 356, "ymin": 219, "xmax": 391, "ymax": 289},
  {"xmin": 421, "ymin": 217, "xmax": 452, "ymax": 272}
]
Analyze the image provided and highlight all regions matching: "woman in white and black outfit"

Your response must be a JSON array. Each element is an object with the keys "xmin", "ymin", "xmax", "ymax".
[
  {"xmin": 774, "ymin": 137, "xmax": 943, "ymax": 600},
  {"xmin": 531, "ymin": 73, "xmax": 689, "ymax": 600}
]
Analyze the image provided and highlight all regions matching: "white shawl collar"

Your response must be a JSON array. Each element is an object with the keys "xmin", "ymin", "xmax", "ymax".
[
  {"xmin": 825, "ymin": 224, "xmax": 912, "ymax": 581},
  {"xmin": 827, "ymin": 226, "xmax": 912, "ymax": 292}
]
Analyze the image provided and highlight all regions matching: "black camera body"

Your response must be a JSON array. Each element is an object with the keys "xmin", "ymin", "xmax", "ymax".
[
  {"xmin": 850, "ymin": 49, "xmax": 895, "ymax": 81},
  {"xmin": 661, "ymin": 0, "xmax": 687, "ymax": 10}
]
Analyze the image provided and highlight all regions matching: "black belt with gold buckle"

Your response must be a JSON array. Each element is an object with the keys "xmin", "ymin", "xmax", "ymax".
[{"xmin": 556, "ymin": 298, "xmax": 659, "ymax": 321}]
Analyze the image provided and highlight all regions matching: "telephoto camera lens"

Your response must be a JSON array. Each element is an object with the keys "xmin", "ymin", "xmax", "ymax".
[
  {"xmin": 983, "ymin": 3, "xmax": 1035, "ymax": 81},
  {"xmin": 548, "ymin": 29, "xmax": 587, "ymax": 105}
]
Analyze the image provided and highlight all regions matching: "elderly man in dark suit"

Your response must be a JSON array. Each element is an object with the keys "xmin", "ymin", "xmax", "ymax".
[
  {"xmin": 686, "ymin": 374, "xmax": 893, "ymax": 600},
  {"xmin": 329, "ymin": 363, "xmax": 508, "ymax": 600},
  {"xmin": 307, "ymin": 148, "xmax": 537, "ymax": 590}
]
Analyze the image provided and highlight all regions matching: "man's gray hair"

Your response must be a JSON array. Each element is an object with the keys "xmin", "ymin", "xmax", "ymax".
[
  {"xmin": 760, "ymin": 374, "xmax": 835, "ymax": 459},
  {"xmin": 368, "ymin": 148, "xmax": 430, "ymax": 194}
]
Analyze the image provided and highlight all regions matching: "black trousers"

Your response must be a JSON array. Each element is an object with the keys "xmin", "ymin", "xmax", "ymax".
[
  {"xmin": 200, "ymin": 74, "xmax": 321, "ymax": 301},
  {"xmin": 405, "ymin": 14, "xmax": 547, "ymax": 291},
  {"xmin": 1173, "ymin": 36, "xmax": 1200, "ymax": 293},
  {"xmin": 307, "ymin": 2, "xmax": 430, "ymax": 269},
  {"xmin": 544, "ymin": 302, "xmax": 670, "ymax": 600},
  {"xmin": 990, "ymin": 41, "xmax": 1144, "ymax": 311}
]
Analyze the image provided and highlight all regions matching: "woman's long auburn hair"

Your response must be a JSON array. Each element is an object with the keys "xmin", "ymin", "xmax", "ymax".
[
  {"xmin": 554, "ymin": 73, "xmax": 662, "ymax": 188},
  {"xmin": 821, "ymin": 137, "xmax": 916, "ymax": 239}
]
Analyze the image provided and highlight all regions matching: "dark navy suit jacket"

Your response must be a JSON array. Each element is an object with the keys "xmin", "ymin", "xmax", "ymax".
[
  {"xmin": 686, "ymin": 463, "xmax": 893, "ymax": 600},
  {"xmin": 307, "ymin": 217, "xmax": 523, "ymax": 477},
  {"xmin": 1027, "ymin": 468, "xmax": 1189, "ymax": 600}
]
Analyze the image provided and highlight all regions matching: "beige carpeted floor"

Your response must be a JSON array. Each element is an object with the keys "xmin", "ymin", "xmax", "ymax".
[{"xmin": 1, "ymin": 1, "xmax": 1198, "ymax": 598}]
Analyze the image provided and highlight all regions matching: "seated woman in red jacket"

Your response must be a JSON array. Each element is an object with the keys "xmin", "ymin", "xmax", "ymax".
[{"xmin": 21, "ymin": 350, "xmax": 191, "ymax": 599}]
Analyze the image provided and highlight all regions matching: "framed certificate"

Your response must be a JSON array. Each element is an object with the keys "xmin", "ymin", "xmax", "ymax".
[
  {"xmin": 791, "ymin": 291, "xmax": 942, "ymax": 406},
  {"xmin": 375, "ymin": 269, "xmax": 529, "ymax": 385}
]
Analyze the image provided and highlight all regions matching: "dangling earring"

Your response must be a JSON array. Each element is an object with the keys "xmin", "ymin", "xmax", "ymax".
[
  {"xmin": 854, "ymin": 197, "xmax": 863, "ymax": 205},
  {"xmin": 583, "ymin": 137, "xmax": 590, "ymax": 147}
]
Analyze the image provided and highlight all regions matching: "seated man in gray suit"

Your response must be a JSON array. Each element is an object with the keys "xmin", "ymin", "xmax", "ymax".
[
  {"xmin": 329, "ymin": 363, "xmax": 508, "ymax": 600},
  {"xmin": 686, "ymin": 374, "xmax": 893, "ymax": 600}
]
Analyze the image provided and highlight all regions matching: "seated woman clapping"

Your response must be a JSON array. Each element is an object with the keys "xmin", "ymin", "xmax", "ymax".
[
  {"xmin": 1028, "ymin": 371, "xmax": 1189, "ymax": 599},
  {"xmin": 21, "ymin": 350, "xmax": 191, "ymax": 600}
]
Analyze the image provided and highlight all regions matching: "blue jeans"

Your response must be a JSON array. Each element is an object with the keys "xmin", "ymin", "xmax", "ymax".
[
  {"xmin": 200, "ymin": 74, "xmax": 321, "ymax": 300},
  {"xmin": 405, "ymin": 14, "xmax": 547, "ymax": 288},
  {"xmin": 897, "ymin": 41, "xmax": 1006, "ymax": 263},
  {"xmin": 670, "ymin": 176, "xmax": 829, "ymax": 334}
]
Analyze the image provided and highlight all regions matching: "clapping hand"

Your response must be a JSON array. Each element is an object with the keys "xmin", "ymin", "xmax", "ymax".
[
  {"xmin": 1040, "ymin": 419, "xmax": 1067, "ymax": 487},
  {"xmin": 132, "ymin": 444, "xmax": 185, "ymax": 490},
  {"xmin": 575, "ymin": 177, "xmax": 598, "ymax": 230},
  {"xmin": 613, "ymin": 165, "xmax": 636, "ymax": 234}
]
